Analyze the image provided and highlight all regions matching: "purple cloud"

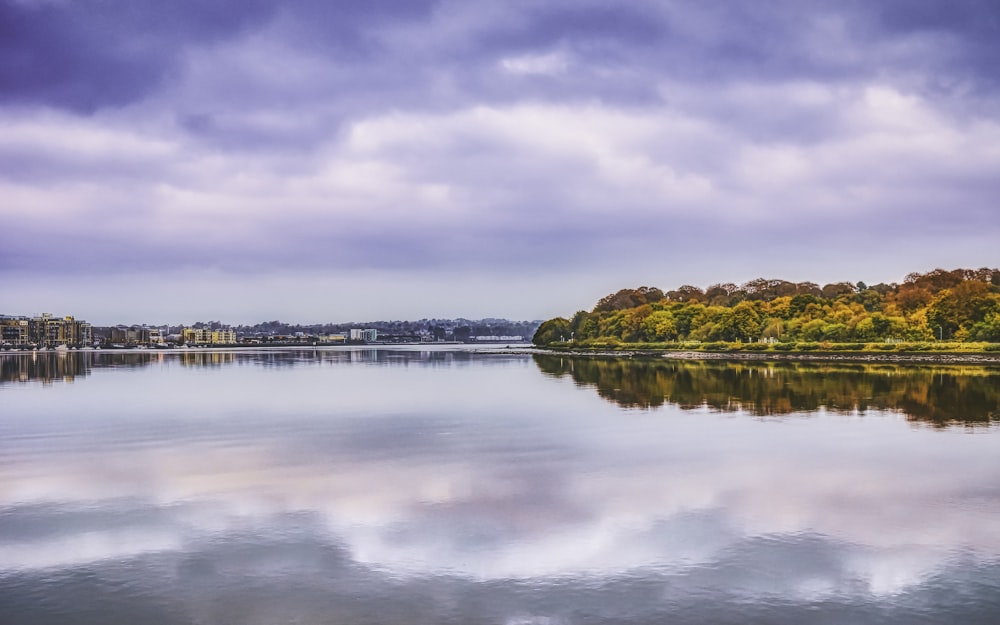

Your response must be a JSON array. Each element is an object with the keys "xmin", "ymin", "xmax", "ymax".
[{"xmin": 1, "ymin": 0, "xmax": 998, "ymax": 322}]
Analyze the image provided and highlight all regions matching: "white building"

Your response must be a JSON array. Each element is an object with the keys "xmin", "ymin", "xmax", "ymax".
[{"xmin": 350, "ymin": 328, "xmax": 378, "ymax": 342}]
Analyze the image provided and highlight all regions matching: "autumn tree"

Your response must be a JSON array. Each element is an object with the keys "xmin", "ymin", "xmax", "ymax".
[
  {"xmin": 593, "ymin": 287, "xmax": 664, "ymax": 312},
  {"xmin": 927, "ymin": 281, "xmax": 999, "ymax": 339},
  {"xmin": 534, "ymin": 267, "xmax": 999, "ymax": 345},
  {"xmin": 665, "ymin": 285, "xmax": 705, "ymax": 302}
]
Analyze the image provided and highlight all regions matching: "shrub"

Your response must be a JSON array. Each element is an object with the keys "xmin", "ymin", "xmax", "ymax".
[
  {"xmin": 630, "ymin": 342, "xmax": 672, "ymax": 350},
  {"xmin": 828, "ymin": 343, "xmax": 865, "ymax": 351},
  {"xmin": 870, "ymin": 343, "xmax": 897, "ymax": 351},
  {"xmin": 701, "ymin": 341, "xmax": 731, "ymax": 351},
  {"xmin": 587, "ymin": 338, "xmax": 623, "ymax": 349}
]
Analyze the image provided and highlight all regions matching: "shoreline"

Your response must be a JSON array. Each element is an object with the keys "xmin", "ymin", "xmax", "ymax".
[
  {"xmin": 533, "ymin": 347, "xmax": 1000, "ymax": 365},
  {"xmin": 0, "ymin": 343, "xmax": 534, "ymax": 355},
  {"xmin": 4, "ymin": 344, "xmax": 1000, "ymax": 365}
]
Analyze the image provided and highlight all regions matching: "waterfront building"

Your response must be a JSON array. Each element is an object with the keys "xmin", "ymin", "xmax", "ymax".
[
  {"xmin": 213, "ymin": 329, "xmax": 236, "ymax": 344},
  {"xmin": 1, "ymin": 316, "xmax": 30, "ymax": 346},
  {"xmin": 9, "ymin": 313, "xmax": 94, "ymax": 347},
  {"xmin": 110, "ymin": 325, "xmax": 163, "ymax": 347},
  {"xmin": 349, "ymin": 328, "xmax": 378, "ymax": 342},
  {"xmin": 32, "ymin": 314, "xmax": 67, "ymax": 346},
  {"xmin": 148, "ymin": 327, "xmax": 163, "ymax": 345},
  {"xmin": 75, "ymin": 320, "xmax": 92, "ymax": 347},
  {"xmin": 181, "ymin": 328, "xmax": 236, "ymax": 345}
]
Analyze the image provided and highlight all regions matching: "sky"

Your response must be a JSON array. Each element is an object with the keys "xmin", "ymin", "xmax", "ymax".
[{"xmin": 1, "ymin": 0, "xmax": 998, "ymax": 325}]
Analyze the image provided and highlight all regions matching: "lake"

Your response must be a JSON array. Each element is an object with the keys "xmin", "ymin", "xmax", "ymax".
[{"xmin": 2, "ymin": 347, "xmax": 999, "ymax": 624}]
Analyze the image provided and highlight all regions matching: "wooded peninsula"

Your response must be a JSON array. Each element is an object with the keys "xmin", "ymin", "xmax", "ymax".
[{"xmin": 533, "ymin": 268, "xmax": 1000, "ymax": 353}]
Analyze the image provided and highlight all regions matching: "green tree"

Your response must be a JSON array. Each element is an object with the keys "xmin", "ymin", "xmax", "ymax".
[
  {"xmin": 821, "ymin": 323, "xmax": 847, "ymax": 342},
  {"xmin": 969, "ymin": 314, "xmax": 1000, "ymax": 342},
  {"xmin": 801, "ymin": 318, "xmax": 826, "ymax": 342},
  {"xmin": 532, "ymin": 318, "xmax": 571, "ymax": 345},
  {"xmin": 731, "ymin": 301, "xmax": 765, "ymax": 341},
  {"xmin": 641, "ymin": 310, "xmax": 678, "ymax": 341},
  {"xmin": 669, "ymin": 302, "xmax": 706, "ymax": 339},
  {"xmin": 855, "ymin": 289, "xmax": 884, "ymax": 312}
]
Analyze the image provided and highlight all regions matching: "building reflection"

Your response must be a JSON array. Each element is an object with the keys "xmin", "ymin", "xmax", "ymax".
[
  {"xmin": 178, "ymin": 351, "xmax": 236, "ymax": 367},
  {"xmin": 0, "ymin": 351, "xmax": 93, "ymax": 385},
  {"xmin": 533, "ymin": 355, "xmax": 1000, "ymax": 426},
  {"xmin": 0, "ymin": 347, "xmax": 488, "ymax": 386}
]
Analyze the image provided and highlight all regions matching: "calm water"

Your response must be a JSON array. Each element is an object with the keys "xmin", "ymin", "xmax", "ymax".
[{"xmin": 1, "ymin": 348, "xmax": 999, "ymax": 624}]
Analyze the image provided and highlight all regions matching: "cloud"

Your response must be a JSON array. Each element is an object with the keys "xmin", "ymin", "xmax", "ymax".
[
  {"xmin": 1, "ymin": 0, "xmax": 998, "ymax": 319},
  {"xmin": 0, "ymin": 0, "xmax": 280, "ymax": 112},
  {"xmin": 2, "ymin": 90, "xmax": 997, "ymax": 279}
]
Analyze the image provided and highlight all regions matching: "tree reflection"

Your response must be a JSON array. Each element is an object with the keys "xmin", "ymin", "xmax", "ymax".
[{"xmin": 534, "ymin": 355, "xmax": 1000, "ymax": 426}]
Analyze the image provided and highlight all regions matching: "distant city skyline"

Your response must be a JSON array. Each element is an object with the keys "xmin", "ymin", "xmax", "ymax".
[
  {"xmin": 1, "ymin": 311, "xmax": 538, "ymax": 348},
  {"xmin": 2, "ymin": 1, "xmax": 998, "ymax": 324}
]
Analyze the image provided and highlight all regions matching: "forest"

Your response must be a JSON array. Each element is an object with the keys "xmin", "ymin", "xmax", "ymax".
[{"xmin": 533, "ymin": 268, "xmax": 1000, "ymax": 347}]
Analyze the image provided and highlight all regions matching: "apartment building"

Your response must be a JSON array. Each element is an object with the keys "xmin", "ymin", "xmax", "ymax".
[
  {"xmin": 349, "ymin": 328, "xmax": 378, "ymax": 342},
  {"xmin": 1, "ymin": 314, "xmax": 92, "ymax": 347},
  {"xmin": 181, "ymin": 328, "xmax": 237, "ymax": 345},
  {"xmin": 1, "ymin": 316, "xmax": 30, "ymax": 346},
  {"xmin": 110, "ymin": 325, "xmax": 165, "ymax": 346}
]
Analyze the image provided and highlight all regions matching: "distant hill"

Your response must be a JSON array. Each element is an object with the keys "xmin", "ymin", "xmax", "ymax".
[{"xmin": 236, "ymin": 318, "xmax": 541, "ymax": 342}]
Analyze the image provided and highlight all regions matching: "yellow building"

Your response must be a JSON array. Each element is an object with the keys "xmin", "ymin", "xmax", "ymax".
[{"xmin": 181, "ymin": 328, "xmax": 237, "ymax": 345}]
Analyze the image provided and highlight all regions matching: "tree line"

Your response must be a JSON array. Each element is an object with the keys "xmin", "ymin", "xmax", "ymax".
[
  {"xmin": 533, "ymin": 268, "xmax": 1000, "ymax": 345},
  {"xmin": 234, "ymin": 318, "xmax": 540, "ymax": 341}
]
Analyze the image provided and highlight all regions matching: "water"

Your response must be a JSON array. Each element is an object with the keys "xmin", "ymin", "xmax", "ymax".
[{"xmin": 1, "ymin": 348, "xmax": 999, "ymax": 624}]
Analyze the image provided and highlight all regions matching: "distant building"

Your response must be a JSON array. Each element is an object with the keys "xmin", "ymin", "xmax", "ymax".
[
  {"xmin": 148, "ymin": 327, "xmax": 163, "ymax": 345},
  {"xmin": 34, "ymin": 314, "xmax": 69, "ymax": 346},
  {"xmin": 181, "ymin": 328, "xmax": 236, "ymax": 345},
  {"xmin": 319, "ymin": 333, "xmax": 348, "ymax": 343},
  {"xmin": 1, "ymin": 316, "xmax": 30, "ymax": 346},
  {"xmin": 111, "ymin": 325, "xmax": 164, "ymax": 346},
  {"xmin": 350, "ymin": 328, "xmax": 378, "ymax": 343},
  {"xmin": 76, "ymin": 320, "xmax": 93, "ymax": 347},
  {"xmin": 2, "ymin": 313, "xmax": 93, "ymax": 347},
  {"xmin": 473, "ymin": 335, "xmax": 525, "ymax": 342}
]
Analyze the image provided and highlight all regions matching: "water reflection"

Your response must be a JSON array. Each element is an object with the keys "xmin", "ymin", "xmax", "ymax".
[
  {"xmin": 534, "ymin": 355, "xmax": 1000, "ymax": 426},
  {"xmin": 0, "ymin": 347, "xmax": 490, "ymax": 386},
  {"xmin": 1, "ymin": 349, "xmax": 999, "ymax": 623}
]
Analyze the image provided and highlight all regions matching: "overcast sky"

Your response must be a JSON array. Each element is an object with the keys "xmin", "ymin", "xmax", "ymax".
[{"xmin": 1, "ymin": 0, "xmax": 998, "ymax": 324}]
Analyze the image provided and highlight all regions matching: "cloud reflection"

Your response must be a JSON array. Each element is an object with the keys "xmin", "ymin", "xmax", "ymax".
[{"xmin": 1, "ymin": 349, "xmax": 999, "ymax": 622}]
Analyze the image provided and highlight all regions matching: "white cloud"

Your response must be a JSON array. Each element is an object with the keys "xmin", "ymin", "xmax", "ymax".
[{"xmin": 499, "ymin": 51, "xmax": 569, "ymax": 75}]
